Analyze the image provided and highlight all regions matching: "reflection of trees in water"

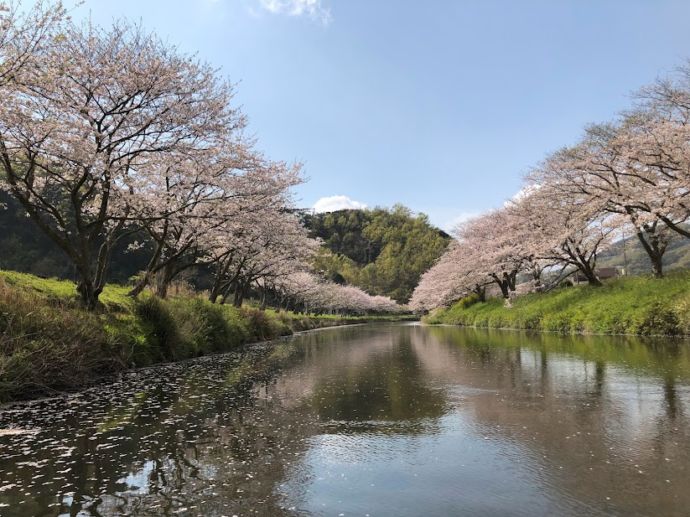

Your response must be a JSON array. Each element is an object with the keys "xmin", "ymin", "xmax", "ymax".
[
  {"xmin": 428, "ymin": 326, "xmax": 690, "ymax": 380},
  {"xmin": 0, "ymin": 347, "xmax": 320, "ymax": 516},
  {"xmin": 0, "ymin": 325, "xmax": 689, "ymax": 516},
  {"xmin": 423, "ymin": 326, "xmax": 690, "ymax": 516},
  {"xmin": 305, "ymin": 329, "xmax": 447, "ymax": 427}
]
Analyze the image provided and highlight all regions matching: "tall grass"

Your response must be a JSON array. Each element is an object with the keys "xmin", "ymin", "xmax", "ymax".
[
  {"xmin": 0, "ymin": 270, "xmax": 374, "ymax": 401},
  {"xmin": 426, "ymin": 271, "xmax": 690, "ymax": 336}
]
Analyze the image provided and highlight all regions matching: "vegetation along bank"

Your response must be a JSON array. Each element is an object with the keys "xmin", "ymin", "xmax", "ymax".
[
  {"xmin": 0, "ymin": 271, "xmax": 410, "ymax": 402},
  {"xmin": 424, "ymin": 272, "xmax": 690, "ymax": 336}
]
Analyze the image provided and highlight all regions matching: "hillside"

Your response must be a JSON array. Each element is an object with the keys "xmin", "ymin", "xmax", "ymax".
[
  {"xmin": 0, "ymin": 191, "xmax": 151, "ymax": 283},
  {"xmin": 597, "ymin": 231, "xmax": 690, "ymax": 275},
  {"xmin": 302, "ymin": 205, "xmax": 451, "ymax": 303}
]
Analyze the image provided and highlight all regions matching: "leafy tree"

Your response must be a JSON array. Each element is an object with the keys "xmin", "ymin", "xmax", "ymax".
[{"xmin": 303, "ymin": 205, "xmax": 450, "ymax": 303}]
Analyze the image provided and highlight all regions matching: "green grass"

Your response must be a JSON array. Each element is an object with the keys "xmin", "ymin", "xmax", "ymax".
[
  {"xmin": 0, "ymin": 270, "xmax": 134, "ymax": 312},
  {"xmin": 0, "ymin": 270, "xmax": 401, "ymax": 402},
  {"xmin": 425, "ymin": 271, "xmax": 690, "ymax": 336}
]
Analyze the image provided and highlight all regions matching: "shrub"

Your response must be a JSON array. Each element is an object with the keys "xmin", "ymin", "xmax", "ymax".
[
  {"xmin": 633, "ymin": 303, "xmax": 681, "ymax": 336},
  {"xmin": 134, "ymin": 296, "xmax": 181, "ymax": 361},
  {"xmin": 242, "ymin": 307, "xmax": 292, "ymax": 341},
  {"xmin": 458, "ymin": 293, "xmax": 481, "ymax": 309},
  {"xmin": 169, "ymin": 299, "xmax": 250, "ymax": 355}
]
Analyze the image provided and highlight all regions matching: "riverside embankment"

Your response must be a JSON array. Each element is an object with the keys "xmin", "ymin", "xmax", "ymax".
[
  {"xmin": 0, "ymin": 270, "xmax": 410, "ymax": 401},
  {"xmin": 425, "ymin": 271, "xmax": 690, "ymax": 336}
]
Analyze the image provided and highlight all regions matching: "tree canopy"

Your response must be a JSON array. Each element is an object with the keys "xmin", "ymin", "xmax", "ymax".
[{"xmin": 303, "ymin": 205, "xmax": 450, "ymax": 303}]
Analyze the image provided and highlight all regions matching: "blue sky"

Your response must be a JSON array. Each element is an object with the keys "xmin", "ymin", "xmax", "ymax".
[{"xmin": 67, "ymin": 0, "xmax": 690, "ymax": 229}]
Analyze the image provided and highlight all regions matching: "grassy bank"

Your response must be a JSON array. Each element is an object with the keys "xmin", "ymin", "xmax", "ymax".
[
  {"xmin": 425, "ymin": 271, "xmax": 690, "ymax": 336},
  {"xmin": 0, "ymin": 270, "xmax": 406, "ymax": 401}
]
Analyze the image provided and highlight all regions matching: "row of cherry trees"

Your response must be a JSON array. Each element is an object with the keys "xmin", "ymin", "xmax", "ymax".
[
  {"xmin": 411, "ymin": 61, "xmax": 690, "ymax": 311},
  {"xmin": 0, "ymin": 2, "xmax": 401, "ymax": 314}
]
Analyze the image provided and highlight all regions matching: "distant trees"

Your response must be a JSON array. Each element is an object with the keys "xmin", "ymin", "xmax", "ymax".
[
  {"xmin": 411, "ymin": 60, "xmax": 690, "ymax": 312},
  {"xmin": 0, "ymin": 3, "xmax": 402, "ymax": 315},
  {"xmin": 305, "ymin": 204, "xmax": 450, "ymax": 303},
  {"xmin": 272, "ymin": 271, "xmax": 402, "ymax": 315}
]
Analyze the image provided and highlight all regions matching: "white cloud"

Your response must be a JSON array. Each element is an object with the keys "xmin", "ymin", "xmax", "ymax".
[
  {"xmin": 503, "ymin": 184, "xmax": 539, "ymax": 207},
  {"xmin": 442, "ymin": 211, "xmax": 479, "ymax": 234},
  {"xmin": 257, "ymin": 0, "xmax": 332, "ymax": 24},
  {"xmin": 313, "ymin": 195, "xmax": 367, "ymax": 213}
]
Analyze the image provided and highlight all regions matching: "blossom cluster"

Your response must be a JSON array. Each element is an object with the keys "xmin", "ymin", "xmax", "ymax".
[
  {"xmin": 0, "ymin": 2, "xmax": 402, "ymax": 315},
  {"xmin": 411, "ymin": 62, "xmax": 690, "ymax": 311}
]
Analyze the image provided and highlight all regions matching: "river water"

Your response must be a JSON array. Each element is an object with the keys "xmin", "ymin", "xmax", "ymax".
[{"xmin": 0, "ymin": 323, "xmax": 689, "ymax": 516}]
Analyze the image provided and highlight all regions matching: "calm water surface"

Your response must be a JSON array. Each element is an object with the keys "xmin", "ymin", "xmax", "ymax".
[{"xmin": 0, "ymin": 323, "xmax": 689, "ymax": 516}]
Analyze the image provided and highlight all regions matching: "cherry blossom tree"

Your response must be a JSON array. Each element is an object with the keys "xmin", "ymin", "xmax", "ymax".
[
  {"xmin": 514, "ymin": 171, "xmax": 617, "ymax": 286},
  {"xmin": 609, "ymin": 63, "xmax": 690, "ymax": 242},
  {"xmin": 533, "ymin": 123, "xmax": 674, "ymax": 277},
  {"xmin": 0, "ymin": 20, "xmax": 238, "ymax": 308},
  {"xmin": 206, "ymin": 202, "xmax": 317, "ymax": 307},
  {"xmin": 410, "ymin": 241, "xmax": 489, "ymax": 312},
  {"xmin": 275, "ymin": 271, "xmax": 402, "ymax": 315},
  {"xmin": 411, "ymin": 61, "xmax": 690, "ymax": 308},
  {"xmin": 453, "ymin": 209, "xmax": 531, "ymax": 299},
  {"xmin": 127, "ymin": 151, "xmax": 301, "ymax": 299},
  {"xmin": 0, "ymin": 1, "xmax": 65, "ymax": 88}
]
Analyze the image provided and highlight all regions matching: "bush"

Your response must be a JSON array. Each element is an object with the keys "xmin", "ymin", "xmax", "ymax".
[
  {"xmin": 168, "ymin": 299, "xmax": 250, "ymax": 355},
  {"xmin": 633, "ymin": 302, "xmax": 681, "ymax": 336},
  {"xmin": 458, "ymin": 293, "xmax": 482, "ymax": 309},
  {"xmin": 242, "ymin": 307, "xmax": 292, "ymax": 341},
  {"xmin": 134, "ymin": 296, "xmax": 181, "ymax": 361}
]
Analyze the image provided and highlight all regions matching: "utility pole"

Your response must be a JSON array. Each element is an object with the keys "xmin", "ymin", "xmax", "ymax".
[{"xmin": 622, "ymin": 230, "xmax": 628, "ymax": 276}]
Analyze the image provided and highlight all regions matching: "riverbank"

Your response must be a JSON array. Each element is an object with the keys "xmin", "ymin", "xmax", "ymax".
[
  {"xmin": 424, "ymin": 271, "xmax": 690, "ymax": 336},
  {"xmin": 0, "ymin": 270, "xmax": 411, "ymax": 401}
]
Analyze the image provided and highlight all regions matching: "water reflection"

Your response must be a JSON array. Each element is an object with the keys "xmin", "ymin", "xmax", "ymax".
[{"xmin": 0, "ymin": 324, "xmax": 688, "ymax": 516}]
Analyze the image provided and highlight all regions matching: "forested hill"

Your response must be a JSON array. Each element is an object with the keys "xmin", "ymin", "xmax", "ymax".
[
  {"xmin": 302, "ymin": 205, "xmax": 451, "ymax": 303},
  {"xmin": 597, "ymin": 231, "xmax": 690, "ymax": 275}
]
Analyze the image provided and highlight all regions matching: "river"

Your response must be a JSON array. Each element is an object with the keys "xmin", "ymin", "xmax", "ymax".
[{"xmin": 0, "ymin": 323, "xmax": 689, "ymax": 516}]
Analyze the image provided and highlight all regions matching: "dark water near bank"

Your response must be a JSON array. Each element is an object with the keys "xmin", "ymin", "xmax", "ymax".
[{"xmin": 1, "ymin": 324, "xmax": 689, "ymax": 516}]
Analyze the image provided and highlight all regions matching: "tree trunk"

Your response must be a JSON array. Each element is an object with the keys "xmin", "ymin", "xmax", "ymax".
[
  {"xmin": 650, "ymin": 254, "xmax": 663, "ymax": 279},
  {"xmin": 233, "ymin": 283, "xmax": 246, "ymax": 308},
  {"xmin": 154, "ymin": 263, "xmax": 175, "ymax": 298},
  {"xmin": 128, "ymin": 273, "xmax": 151, "ymax": 297},
  {"xmin": 77, "ymin": 278, "xmax": 100, "ymax": 311},
  {"xmin": 492, "ymin": 275, "xmax": 510, "ymax": 299},
  {"xmin": 579, "ymin": 264, "xmax": 602, "ymax": 286},
  {"xmin": 491, "ymin": 272, "xmax": 516, "ymax": 299},
  {"xmin": 625, "ymin": 210, "xmax": 667, "ymax": 278},
  {"xmin": 634, "ymin": 230, "xmax": 665, "ymax": 278},
  {"xmin": 506, "ymin": 271, "xmax": 516, "ymax": 292},
  {"xmin": 209, "ymin": 277, "xmax": 225, "ymax": 303},
  {"xmin": 473, "ymin": 285, "xmax": 486, "ymax": 302},
  {"xmin": 155, "ymin": 280, "xmax": 169, "ymax": 299}
]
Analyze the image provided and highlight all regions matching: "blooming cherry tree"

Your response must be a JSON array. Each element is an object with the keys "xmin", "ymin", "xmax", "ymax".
[{"xmin": 0, "ymin": 20, "xmax": 238, "ymax": 308}]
